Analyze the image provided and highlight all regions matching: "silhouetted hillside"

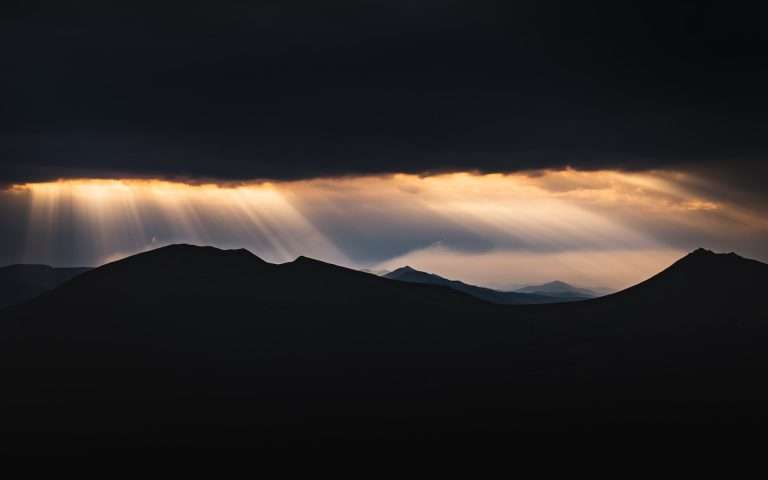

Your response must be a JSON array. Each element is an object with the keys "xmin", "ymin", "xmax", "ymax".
[
  {"xmin": 614, "ymin": 248, "xmax": 767, "ymax": 300},
  {"xmin": 1, "ymin": 245, "xmax": 768, "ymax": 454},
  {"xmin": 585, "ymin": 248, "xmax": 768, "ymax": 320},
  {"xmin": 25, "ymin": 244, "xmax": 489, "ymax": 312},
  {"xmin": 385, "ymin": 265, "xmax": 558, "ymax": 304},
  {"xmin": 0, "ymin": 264, "xmax": 90, "ymax": 308}
]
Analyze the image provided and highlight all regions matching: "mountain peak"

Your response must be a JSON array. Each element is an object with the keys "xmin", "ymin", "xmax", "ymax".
[
  {"xmin": 287, "ymin": 255, "xmax": 347, "ymax": 272},
  {"xmin": 146, "ymin": 244, "xmax": 261, "ymax": 259},
  {"xmin": 386, "ymin": 265, "xmax": 438, "ymax": 282},
  {"xmin": 517, "ymin": 280, "xmax": 596, "ymax": 298},
  {"xmin": 384, "ymin": 266, "xmax": 571, "ymax": 304},
  {"xmin": 689, "ymin": 247, "xmax": 715, "ymax": 257},
  {"xmin": 0, "ymin": 264, "xmax": 92, "ymax": 309},
  {"xmin": 616, "ymin": 247, "xmax": 766, "ymax": 300},
  {"xmin": 391, "ymin": 265, "xmax": 417, "ymax": 274},
  {"xmin": 679, "ymin": 248, "xmax": 744, "ymax": 266},
  {"xmin": 292, "ymin": 255, "xmax": 322, "ymax": 264},
  {"xmin": 93, "ymin": 244, "xmax": 270, "ymax": 277}
]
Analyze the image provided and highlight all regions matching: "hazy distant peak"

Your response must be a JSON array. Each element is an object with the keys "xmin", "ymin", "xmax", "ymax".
[
  {"xmin": 1, "ymin": 264, "xmax": 57, "ymax": 274},
  {"xmin": 388, "ymin": 265, "xmax": 418, "ymax": 275},
  {"xmin": 384, "ymin": 266, "xmax": 572, "ymax": 304},
  {"xmin": 387, "ymin": 266, "xmax": 446, "ymax": 282},
  {"xmin": 0, "ymin": 263, "xmax": 92, "ymax": 308},
  {"xmin": 0, "ymin": 264, "xmax": 90, "ymax": 275},
  {"xmin": 517, "ymin": 280, "xmax": 596, "ymax": 298}
]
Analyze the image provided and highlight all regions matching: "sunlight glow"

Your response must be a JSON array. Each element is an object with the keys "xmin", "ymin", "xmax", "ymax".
[
  {"xmin": 16, "ymin": 179, "xmax": 347, "ymax": 266},
  {"xmin": 7, "ymin": 169, "xmax": 760, "ymax": 289}
]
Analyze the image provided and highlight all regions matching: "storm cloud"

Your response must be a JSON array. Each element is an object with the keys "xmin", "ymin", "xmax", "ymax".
[{"xmin": 2, "ymin": 1, "xmax": 767, "ymax": 186}]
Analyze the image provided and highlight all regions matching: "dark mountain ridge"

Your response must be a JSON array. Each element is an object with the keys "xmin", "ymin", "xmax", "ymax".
[
  {"xmin": 600, "ymin": 248, "xmax": 767, "ymax": 307},
  {"xmin": 2, "ymin": 244, "xmax": 768, "ymax": 453},
  {"xmin": 28, "ymin": 244, "xmax": 491, "ymax": 311}
]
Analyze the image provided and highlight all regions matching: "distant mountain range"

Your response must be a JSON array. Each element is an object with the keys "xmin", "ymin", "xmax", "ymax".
[
  {"xmin": 0, "ymin": 259, "xmax": 598, "ymax": 310},
  {"xmin": 1, "ymin": 245, "xmax": 768, "ymax": 452},
  {"xmin": 0, "ymin": 264, "xmax": 91, "ymax": 309},
  {"xmin": 516, "ymin": 280, "xmax": 598, "ymax": 299},
  {"xmin": 385, "ymin": 266, "xmax": 595, "ymax": 303}
]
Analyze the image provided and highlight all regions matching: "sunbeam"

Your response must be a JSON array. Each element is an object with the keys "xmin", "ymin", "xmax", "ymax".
[
  {"xmin": 15, "ymin": 179, "xmax": 348, "ymax": 267},
  {"xmin": 5, "ymin": 169, "xmax": 765, "ymax": 289}
]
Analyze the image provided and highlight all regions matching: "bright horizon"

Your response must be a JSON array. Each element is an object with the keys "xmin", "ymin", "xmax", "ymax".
[{"xmin": 3, "ymin": 168, "xmax": 765, "ymax": 291}]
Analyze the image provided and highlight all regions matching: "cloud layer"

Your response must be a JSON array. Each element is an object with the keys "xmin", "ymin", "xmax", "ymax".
[{"xmin": 2, "ymin": 1, "xmax": 767, "ymax": 188}]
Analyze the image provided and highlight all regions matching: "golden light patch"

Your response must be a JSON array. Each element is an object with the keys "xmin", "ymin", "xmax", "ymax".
[
  {"xmin": 7, "ymin": 169, "xmax": 761, "ymax": 289},
  {"xmin": 14, "ymin": 178, "xmax": 347, "ymax": 266}
]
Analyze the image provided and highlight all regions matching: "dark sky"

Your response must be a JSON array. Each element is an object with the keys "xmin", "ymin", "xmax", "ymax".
[{"xmin": 2, "ymin": 0, "xmax": 767, "ymax": 187}]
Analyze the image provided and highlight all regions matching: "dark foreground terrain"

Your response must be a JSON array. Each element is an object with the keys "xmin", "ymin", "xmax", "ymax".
[{"xmin": 1, "ymin": 244, "xmax": 767, "ymax": 455}]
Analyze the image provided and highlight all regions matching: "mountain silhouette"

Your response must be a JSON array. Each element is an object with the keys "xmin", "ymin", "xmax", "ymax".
[
  {"xmin": 600, "ymin": 248, "xmax": 767, "ymax": 307},
  {"xmin": 0, "ymin": 264, "xmax": 90, "ymax": 309},
  {"xmin": 385, "ymin": 265, "xmax": 559, "ymax": 304},
  {"xmin": 1, "ymin": 244, "xmax": 768, "ymax": 453},
  {"xmin": 516, "ymin": 280, "xmax": 596, "ymax": 299},
  {"xmin": 19, "ymin": 244, "xmax": 490, "ymax": 313}
]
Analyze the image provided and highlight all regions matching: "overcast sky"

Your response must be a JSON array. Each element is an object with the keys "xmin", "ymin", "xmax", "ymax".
[{"xmin": 3, "ymin": 1, "xmax": 767, "ymax": 184}]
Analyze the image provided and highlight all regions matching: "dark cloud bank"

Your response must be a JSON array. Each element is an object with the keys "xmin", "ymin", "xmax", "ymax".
[{"xmin": 2, "ymin": 1, "xmax": 767, "ymax": 188}]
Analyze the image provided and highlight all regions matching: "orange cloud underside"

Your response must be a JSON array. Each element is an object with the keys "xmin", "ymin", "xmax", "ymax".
[{"xmin": 7, "ymin": 170, "xmax": 761, "ymax": 289}]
